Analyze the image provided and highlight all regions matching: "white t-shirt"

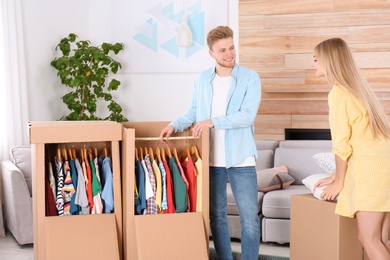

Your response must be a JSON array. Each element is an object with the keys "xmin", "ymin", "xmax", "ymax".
[{"xmin": 209, "ymin": 75, "xmax": 255, "ymax": 167}]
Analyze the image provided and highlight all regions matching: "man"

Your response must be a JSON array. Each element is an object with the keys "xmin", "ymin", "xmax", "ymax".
[{"xmin": 159, "ymin": 25, "xmax": 261, "ymax": 260}]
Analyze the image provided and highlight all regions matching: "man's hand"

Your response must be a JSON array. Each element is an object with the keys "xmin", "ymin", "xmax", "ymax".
[
  {"xmin": 159, "ymin": 125, "xmax": 174, "ymax": 144},
  {"xmin": 191, "ymin": 119, "xmax": 214, "ymax": 138}
]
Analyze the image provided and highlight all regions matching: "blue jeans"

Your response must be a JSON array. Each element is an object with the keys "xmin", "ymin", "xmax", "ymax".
[{"xmin": 210, "ymin": 166, "xmax": 260, "ymax": 260}]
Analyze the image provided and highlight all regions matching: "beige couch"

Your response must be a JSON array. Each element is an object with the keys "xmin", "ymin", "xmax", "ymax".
[
  {"xmin": 226, "ymin": 140, "xmax": 332, "ymax": 244},
  {"xmin": 1, "ymin": 146, "xmax": 33, "ymax": 245}
]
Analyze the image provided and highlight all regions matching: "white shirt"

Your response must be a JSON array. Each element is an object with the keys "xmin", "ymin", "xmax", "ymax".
[{"xmin": 209, "ymin": 75, "xmax": 255, "ymax": 167}]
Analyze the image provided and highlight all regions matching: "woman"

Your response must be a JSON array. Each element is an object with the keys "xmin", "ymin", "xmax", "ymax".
[{"xmin": 313, "ymin": 38, "xmax": 390, "ymax": 259}]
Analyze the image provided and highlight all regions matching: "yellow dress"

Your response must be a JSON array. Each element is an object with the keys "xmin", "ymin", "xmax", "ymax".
[{"xmin": 329, "ymin": 84, "xmax": 390, "ymax": 218}]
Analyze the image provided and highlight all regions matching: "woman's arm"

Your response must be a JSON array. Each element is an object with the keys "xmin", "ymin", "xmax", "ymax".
[{"xmin": 320, "ymin": 154, "xmax": 348, "ymax": 200}]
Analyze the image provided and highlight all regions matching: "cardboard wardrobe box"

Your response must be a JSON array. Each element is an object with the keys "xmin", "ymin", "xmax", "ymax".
[
  {"xmin": 121, "ymin": 121, "xmax": 210, "ymax": 260},
  {"xmin": 29, "ymin": 121, "xmax": 123, "ymax": 260},
  {"xmin": 290, "ymin": 193, "xmax": 366, "ymax": 260}
]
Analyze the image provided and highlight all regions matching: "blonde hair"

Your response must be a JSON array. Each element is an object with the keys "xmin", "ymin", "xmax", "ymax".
[
  {"xmin": 314, "ymin": 38, "xmax": 390, "ymax": 139},
  {"xmin": 206, "ymin": 26, "xmax": 233, "ymax": 50}
]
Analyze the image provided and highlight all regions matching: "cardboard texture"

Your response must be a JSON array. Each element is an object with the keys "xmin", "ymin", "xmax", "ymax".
[
  {"xmin": 45, "ymin": 214, "xmax": 119, "ymax": 260},
  {"xmin": 30, "ymin": 121, "xmax": 123, "ymax": 260},
  {"xmin": 121, "ymin": 121, "xmax": 210, "ymax": 260},
  {"xmin": 290, "ymin": 194, "xmax": 364, "ymax": 260},
  {"xmin": 135, "ymin": 213, "xmax": 208, "ymax": 260}
]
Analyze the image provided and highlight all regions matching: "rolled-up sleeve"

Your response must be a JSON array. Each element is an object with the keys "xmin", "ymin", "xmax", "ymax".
[{"xmin": 328, "ymin": 86, "xmax": 353, "ymax": 161}]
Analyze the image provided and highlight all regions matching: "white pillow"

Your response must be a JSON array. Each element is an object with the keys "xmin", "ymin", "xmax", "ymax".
[
  {"xmin": 302, "ymin": 173, "xmax": 332, "ymax": 200},
  {"xmin": 313, "ymin": 152, "xmax": 335, "ymax": 175}
]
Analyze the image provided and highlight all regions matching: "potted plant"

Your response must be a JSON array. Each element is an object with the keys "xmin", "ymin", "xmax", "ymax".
[{"xmin": 50, "ymin": 33, "xmax": 128, "ymax": 122}]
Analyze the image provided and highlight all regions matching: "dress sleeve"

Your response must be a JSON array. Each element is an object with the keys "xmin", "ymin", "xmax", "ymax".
[{"xmin": 328, "ymin": 86, "xmax": 354, "ymax": 161}]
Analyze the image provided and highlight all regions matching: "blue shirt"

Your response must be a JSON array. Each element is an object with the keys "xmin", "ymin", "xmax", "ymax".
[{"xmin": 170, "ymin": 64, "xmax": 261, "ymax": 168}]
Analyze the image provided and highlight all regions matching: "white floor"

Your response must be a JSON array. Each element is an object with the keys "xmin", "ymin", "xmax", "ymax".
[
  {"xmin": 209, "ymin": 239, "xmax": 290, "ymax": 258},
  {"xmin": 0, "ymin": 232, "xmax": 33, "ymax": 260},
  {"xmin": 0, "ymin": 231, "xmax": 290, "ymax": 260}
]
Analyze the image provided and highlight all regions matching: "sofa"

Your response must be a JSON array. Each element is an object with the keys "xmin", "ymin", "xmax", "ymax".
[
  {"xmin": 1, "ymin": 146, "xmax": 33, "ymax": 245},
  {"xmin": 226, "ymin": 139, "xmax": 332, "ymax": 244}
]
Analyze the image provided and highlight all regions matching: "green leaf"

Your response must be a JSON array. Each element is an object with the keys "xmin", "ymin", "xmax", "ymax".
[{"xmin": 108, "ymin": 79, "xmax": 120, "ymax": 91}]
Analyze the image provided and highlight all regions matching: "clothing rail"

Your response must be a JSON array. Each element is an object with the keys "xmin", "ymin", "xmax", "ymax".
[{"xmin": 135, "ymin": 136, "xmax": 197, "ymax": 141}]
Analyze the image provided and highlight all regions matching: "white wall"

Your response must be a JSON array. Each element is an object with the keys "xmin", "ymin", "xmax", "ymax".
[{"xmin": 22, "ymin": 0, "xmax": 238, "ymax": 122}]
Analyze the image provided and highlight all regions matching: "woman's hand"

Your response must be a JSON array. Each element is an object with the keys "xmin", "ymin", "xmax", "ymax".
[
  {"xmin": 313, "ymin": 174, "xmax": 335, "ymax": 191},
  {"xmin": 320, "ymin": 181, "xmax": 342, "ymax": 201}
]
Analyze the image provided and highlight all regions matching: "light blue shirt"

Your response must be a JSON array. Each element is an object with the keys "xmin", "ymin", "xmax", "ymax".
[{"xmin": 170, "ymin": 64, "xmax": 261, "ymax": 168}]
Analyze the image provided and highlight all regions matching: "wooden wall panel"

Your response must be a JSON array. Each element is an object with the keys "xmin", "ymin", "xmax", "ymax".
[
  {"xmin": 334, "ymin": 0, "xmax": 390, "ymax": 11},
  {"xmin": 240, "ymin": 1, "xmax": 390, "ymax": 140},
  {"xmin": 264, "ymin": 11, "xmax": 390, "ymax": 29},
  {"xmin": 239, "ymin": 0, "xmax": 333, "ymax": 15}
]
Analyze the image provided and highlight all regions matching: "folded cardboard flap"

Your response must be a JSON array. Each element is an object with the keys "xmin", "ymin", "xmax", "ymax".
[
  {"xmin": 134, "ymin": 212, "xmax": 208, "ymax": 260},
  {"xmin": 45, "ymin": 214, "xmax": 119, "ymax": 260}
]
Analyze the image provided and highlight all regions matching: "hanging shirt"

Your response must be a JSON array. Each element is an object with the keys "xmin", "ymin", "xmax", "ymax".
[
  {"xmin": 62, "ymin": 160, "xmax": 75, "ymax": 216},
  {"xmin": 144, "ymin": 154, "xmax": 158, "ymax": 214},
  {"xmin": 162, "ymin": 159, "xmax": 175, "ymax": 213},
  {"xmin": 141, "ymin": 159, "xmax": 154, "ymax": 200},
  {"xmin": 100, "ymin": 156, "xmax": 115, "ymax": 213},
  {"xmin": 135, "ymin": 159, "xmax": 147, "ymax": 215},
  {"xmin": 176, "ymin": 159, "xmax": 190, "ymax": 212},
  {"xmin": 48, "ymin": 162, "xmax": 56, "ymax": 203},
  {"xmin": 168, "ymin": 156, "xmax": 187, "ymax": 213},
  {"xmin": 84, "ymin": 161, "xmax": 94, "ymax": 213},
  {"xmin": 151, "ymin": 159, "xmax": 162, "ymax": 213},
  {"xmin": 69, "ymin": 159, "xmax": 79, "ymax": 215},
  {"xmin": 158, "ymin": 161, "xmax": 168, "ymax": 211},
  {"xmin": 181, "ymin": 156, "xmax": 197, "ymax": 212},
  {"xmin": 45, "ymin": 171, "xmax": 57, "ymax": 216},
  {"xmin": 54, "ymin": 157, "xmax": 64, "ymax": 216},
  {"xmin": 194, "ymin": 157, "xmax": 203, "ymax": 212},
  {"xmin": 90, "ymin": 160, "xmax": 103, "ymax": 214},
  {"xmin": 74, "ymin": 158, "xmax": 89, "ymax": 215}
]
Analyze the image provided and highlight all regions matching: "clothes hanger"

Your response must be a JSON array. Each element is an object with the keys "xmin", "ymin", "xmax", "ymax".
[
  {"xmin": 88, "ymin": 148, "xmax": 93, "ymax": 162},
  {"xmin": 82, "ymin": 147, "xmax": 89, "ymax": 183},
  {"xmin": 68, "ymin": 148, "xmax": 73, "ymax": 160},
  {"xmin": 149, "ymin": 147, "xmax": 155, "ymax": 162},
  {"xmin": 161, "ymin": 146, "xmax": 166, "ymax": 161},
  {"xmin": 62, "ymin": 147, "xmax": 68, "ymax": 161},
  {"xmin": 191, "ymin": 145, "xmax": 200, "ymax": 161},
  {"xmin": 135, "ymin": 148, "xmax": 139, "ymax": 161},
  {"xmin": 166, "ymin": 146, "xmax": 172, "ymax": 158},
  {"xmin": 172, "ymin": 147, "xmax": 179, "ymax": 164},
  {"xmin": 94, "ymin": 147, "xmax": 98, "ymax": 158},
  {"xmin": 57, "ymin": 147, "xmax": 62, "ymax": 163},
  {"xmin": 181, "ymin": 145, "xmax": 191, "ymax": 160},
  {"xmin": 139, "ymin": 147, "xmax": 144, "ymax": 159},
  {"xmin": 83, "ymin": 147, "xmax": 89, "ymax": 165},
  {"xmin": 72, "ymin": 148, "xmax": 77, "ymax": 160},
  {"xmin": 155, "ymin": 147, "xmax": 162, "ymax": 163}
]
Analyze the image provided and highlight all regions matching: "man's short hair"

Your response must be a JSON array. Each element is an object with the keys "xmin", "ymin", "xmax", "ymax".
[{"xmin": 206, "ymin": 26, "xmax": 233, "ymax": 50}]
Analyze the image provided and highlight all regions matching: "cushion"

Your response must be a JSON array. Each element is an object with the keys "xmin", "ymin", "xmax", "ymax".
[
  {"xmin": 274, "ymin": 147, "xmax": 332, "ymax": 184},
  {"xmin": 257, "ymin": 166, "xmax": 295, "ymax": 192},
  {"xmin": 313, "ymin": 152, "xmax": 335, "ymax": 175},
  {"xmin": 262, "ymin": 185, "xmax": 311, "ymax": 218},
  {"xmin": 302, "ymin": 173, "xmax": 337, "ymax": 200},
  {"xmin": 10, "ymin": 146, "xmax": 32, "ymax": 196}
]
